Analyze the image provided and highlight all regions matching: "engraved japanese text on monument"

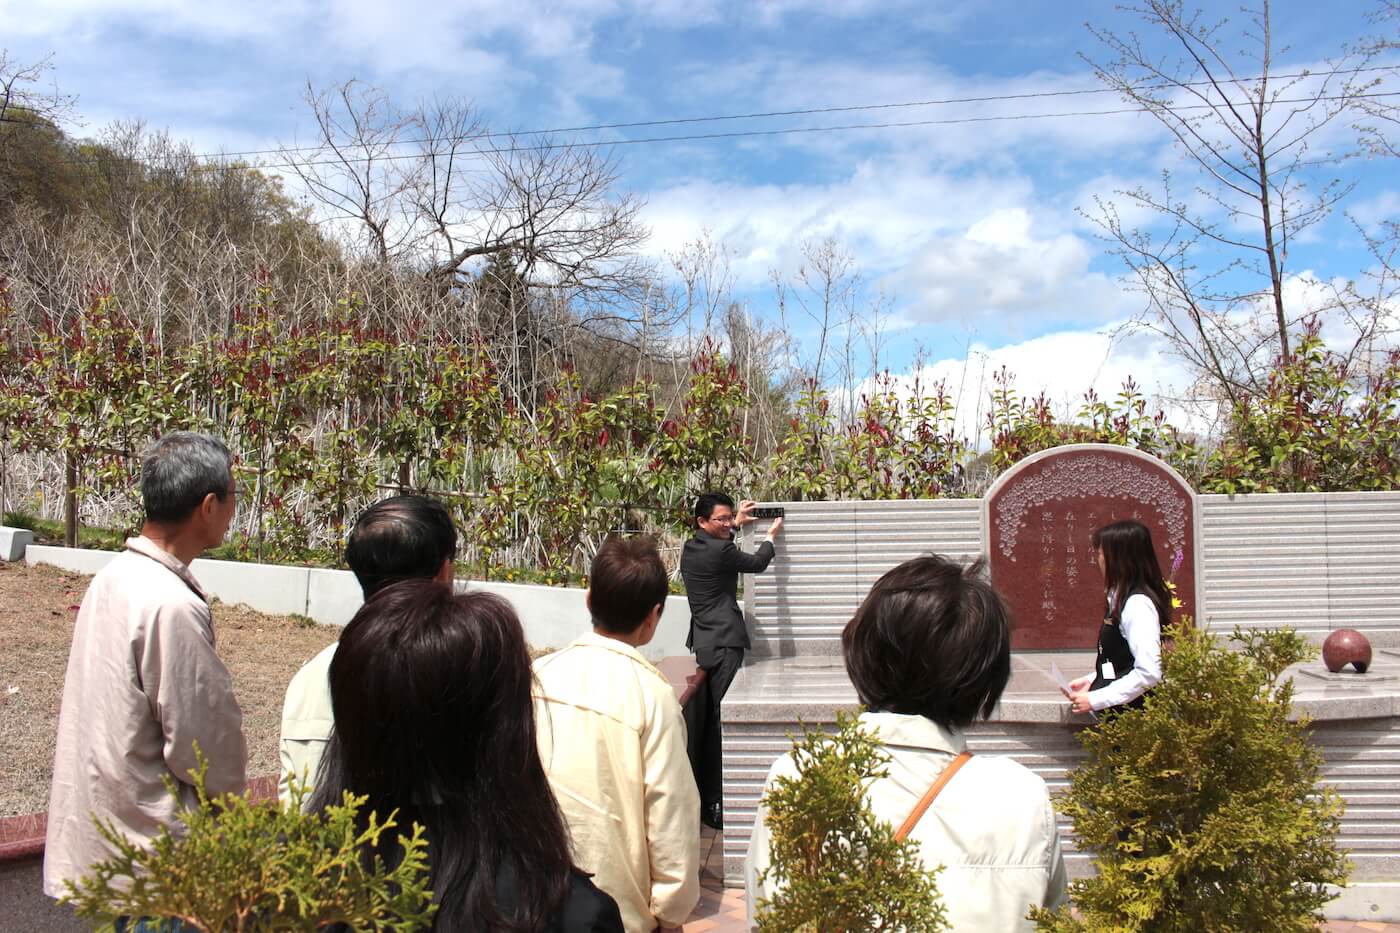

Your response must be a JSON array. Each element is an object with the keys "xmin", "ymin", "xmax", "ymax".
[{"xmin": 986, "ymin": 448, "xmax": 1197, "ymax": 651}]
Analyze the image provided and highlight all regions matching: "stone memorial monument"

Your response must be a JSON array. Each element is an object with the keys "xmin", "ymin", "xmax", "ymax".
[{"xmin": 984, "ymin": 444, "xmax": 1200, "ymax": 649}]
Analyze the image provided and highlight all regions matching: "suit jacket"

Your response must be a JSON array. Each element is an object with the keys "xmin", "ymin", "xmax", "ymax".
[{"xmin": 680, "ymin": 532, "xmax": 775, "ymax": 650}]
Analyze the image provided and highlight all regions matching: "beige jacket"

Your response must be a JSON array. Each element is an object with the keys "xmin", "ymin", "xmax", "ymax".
[
  {"xmin": 44, "ymin": 537, "xmax": 247, "ymax": 897},
  {"xmin": 746, "ymin": 711, "xmax": 1068, "ymax": 932},
  {"xmin": 533, "ymin": 631, "xmax": 701, "ymax": 933},
  {"xmin": 278, "ymin": 641, "xmax": 338, "ymax": 804}
]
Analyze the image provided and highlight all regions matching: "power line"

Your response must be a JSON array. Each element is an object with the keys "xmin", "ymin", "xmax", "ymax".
[
  {"xmin": 2, "ymin": 63, "xmax": 1392, "ymax": 168},
  {"xmin": 36, "ymin": 89, "xmax": 1396, "ymax": 174}
]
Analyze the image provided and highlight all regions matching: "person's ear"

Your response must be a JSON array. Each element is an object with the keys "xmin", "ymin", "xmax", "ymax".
[
  {"xmin": 434, "ymin": 558, "xmax": 454, "ymax": 585},
  {"xmin": 638, "ymin": 603, "xmax": 664, "ymax": 645}
]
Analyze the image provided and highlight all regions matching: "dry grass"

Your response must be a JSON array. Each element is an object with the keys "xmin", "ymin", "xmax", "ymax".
[{"xmin": 0, "ymin": 560, "xmax": 338, "ymax": 817}]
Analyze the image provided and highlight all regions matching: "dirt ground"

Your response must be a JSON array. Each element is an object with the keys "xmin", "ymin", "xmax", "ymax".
[{"xmin": 0, "ymin": 560, "xmax": 338, "ymax": 817}]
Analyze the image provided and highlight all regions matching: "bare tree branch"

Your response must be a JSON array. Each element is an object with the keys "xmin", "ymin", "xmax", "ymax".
[{"xmin": 1082, "ymin": 0, "xmax": 1380, "ymax": 406}]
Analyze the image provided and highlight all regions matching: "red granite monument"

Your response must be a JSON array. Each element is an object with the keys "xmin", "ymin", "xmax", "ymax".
[{"xmin": 983, "ymin": 444, "xmax": 1199, "ymax": 651}]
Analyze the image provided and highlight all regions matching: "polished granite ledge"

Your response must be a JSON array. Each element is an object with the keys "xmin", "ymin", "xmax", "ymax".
[
  {"xmin": 748, "ymin": 629, "xmax": 1400, "ymax": 658},
  {"xmin": 723, "ymin": 651, "xmax": 1400, "ymax": 724}
]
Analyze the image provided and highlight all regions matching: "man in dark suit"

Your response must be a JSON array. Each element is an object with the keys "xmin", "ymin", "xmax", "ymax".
[{"xmin": 680, "ymin": 492, "xmax": 783, "ymax": 829}]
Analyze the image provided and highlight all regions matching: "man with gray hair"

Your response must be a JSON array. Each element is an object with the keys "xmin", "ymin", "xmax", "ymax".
[{"xmin": 44, "ymin": 432, "xmax": 248, "ymax": 898}]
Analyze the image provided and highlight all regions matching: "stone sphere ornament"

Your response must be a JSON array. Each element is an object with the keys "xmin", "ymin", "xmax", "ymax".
[{"xmin": 1322, "ymin": 629, "xmax": 1373, "ymax": 674}]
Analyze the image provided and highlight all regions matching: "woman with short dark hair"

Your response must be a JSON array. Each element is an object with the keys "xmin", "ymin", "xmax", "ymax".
[
  {"xmin": 310, "ymin": 580, "xmax": 623, "ymax": 932},
  {"xmin": 746, "ymin": 555, "xmax": 1067, "ymax": 931}
]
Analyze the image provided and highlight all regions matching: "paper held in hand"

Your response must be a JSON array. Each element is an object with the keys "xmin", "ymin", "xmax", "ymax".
[{"xmin": 1052, "ymin": 661, "xmax": 1099, "ymax": 722}]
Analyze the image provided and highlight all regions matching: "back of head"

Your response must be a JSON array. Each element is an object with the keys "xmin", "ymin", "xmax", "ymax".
[
  {"xmin": 344, "ymin": 495, "xmax": 457, "ymax": 598},
  {"xmin": 1091, "ymin": 519, "xmax": 1162, "ymax": 587},
  {"xmin": 324, "ymin": 581, "xmax": 533, "ymax": 806},
  {"xmin": 589, "ymin": 535, "xmax": 667, "ymax": 635},
  {"xmin": 1091, "ymin": 519, "xmax": 1170, "ymax": 623},
  {"xmin": 693, "ymin": 491, "xmax": 734, "ymax": 521},
  {"xmin": 842, "ymin": 555, "xmax": 1012, "ymax": 731},
  {"xmin": 316, "ymin": 579, "xmax": 571, "ymax": 929},
  {"xmin": 140, "ymin": 432, "xmax": 233, "ymax": 524}
]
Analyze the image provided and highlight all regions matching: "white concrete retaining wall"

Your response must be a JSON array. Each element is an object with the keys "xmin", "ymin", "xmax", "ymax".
[{"xmin": 23, "ymin": 545, "xmax": 693, "ymax": 660}]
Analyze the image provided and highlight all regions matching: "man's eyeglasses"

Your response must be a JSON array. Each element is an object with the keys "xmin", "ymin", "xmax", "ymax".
[{"xmin": 705, "ymin": 514, "xmax": 735, "ymax": 525}]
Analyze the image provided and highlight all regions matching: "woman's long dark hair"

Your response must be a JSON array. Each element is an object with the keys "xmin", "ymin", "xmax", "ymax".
[
  {"xmin": 309, "ymin": 580, "xmax": 573, "ymax": 931},
  {"xmin": 1092, "ymin": 519, "xmax": 1172, "ymax": 630}
]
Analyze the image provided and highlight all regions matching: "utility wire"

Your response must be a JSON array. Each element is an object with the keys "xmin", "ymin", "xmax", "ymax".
[
  {"xmin": 1, "ymin": 62, "xmax": 1392, "ymax": 166},
  {"xmin": 30, "ymin": 88, "xmax": 1397, "ymax": 174}
]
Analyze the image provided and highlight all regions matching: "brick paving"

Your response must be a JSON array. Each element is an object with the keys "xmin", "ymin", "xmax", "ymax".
[
  {"xmin": 685, "ymin": 826, "xmax": 1400, "ymax": 932},
  {"xmin": 680, "ymin": 825, "xmax": 747, "ymax": 931}
]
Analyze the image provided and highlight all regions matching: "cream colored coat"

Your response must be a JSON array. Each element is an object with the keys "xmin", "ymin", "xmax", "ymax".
[
  {"xmin": 533, "ymin": 631, "xmax": 700, "ymax": 933},
  {"xmin": 44, "ymin": 537, "xmax": 247, "ymax": 897},
  {"xmin": 278, "ymin": 640, "xmax": 338, "ymax": 803},
  {"xmin": 746, "ymin": 711, "xmax": 1068, "ymax": 932}
]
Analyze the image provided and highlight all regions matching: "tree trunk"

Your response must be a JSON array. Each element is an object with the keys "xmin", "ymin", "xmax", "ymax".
[{"xmin": 64, "ymin": 451, "xmax": 78, "ymax": 548}]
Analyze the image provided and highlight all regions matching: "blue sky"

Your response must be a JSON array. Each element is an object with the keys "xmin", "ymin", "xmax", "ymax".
[{"xmin": 4, "ymin": 0, "xmax": 1397, "ymax": 433}]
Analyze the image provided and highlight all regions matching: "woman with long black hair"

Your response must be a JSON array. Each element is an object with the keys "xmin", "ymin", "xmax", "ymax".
[
  {"xmin": 309, "ymin": 580, "xmax": 623, "ymax": 932},
  {"xmin": 1066, "ymin": 519, "xmax": 1172, "ymax": 716}
]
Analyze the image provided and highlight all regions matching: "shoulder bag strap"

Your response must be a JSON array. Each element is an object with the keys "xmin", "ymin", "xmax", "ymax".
[{"xmin": 894, "ymin": 751, "xmax": 973, "ymax": 842}]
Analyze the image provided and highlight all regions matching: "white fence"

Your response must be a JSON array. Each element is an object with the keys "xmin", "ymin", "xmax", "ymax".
[{"xmin": 21, "ymin": 544, "xmax": 694, "ymax": 661}]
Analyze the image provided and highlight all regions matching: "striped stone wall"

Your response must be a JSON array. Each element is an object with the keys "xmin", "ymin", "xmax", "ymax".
[
  {"xmin": 746, "ymin": 498, "xmax": 982, "ymax": 657},
  {"xmin": 1198, "ymin": 492, "xmax": 1400, "ymax": 644},
  {"xmin": 744, "ymin": 491, "xmax": 1400, "ymax": 654}
]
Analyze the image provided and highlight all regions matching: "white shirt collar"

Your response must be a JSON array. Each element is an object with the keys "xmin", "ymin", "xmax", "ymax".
[
  {"xmin": 126, "ymin": 535, "xmax": 207, "ymax": 601},
  {"xmin": 858, "ymin": 710, "xmax": 966, "ymax": 755}
]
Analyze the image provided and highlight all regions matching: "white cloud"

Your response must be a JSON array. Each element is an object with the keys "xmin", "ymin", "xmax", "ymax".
[
  {"xmin": 899, "ymin": 207, "xmax": 1136, "ymax": 325},
  {"xmin": 1278, "ymin": 269, "xmax": 1399, "ymax": 358},
  {"xmin": 665, "ymin": 57, "xmax": 1172, "ymax": 168},
  {"xmin": 877, "ymin": 323, "xmax": 1201, "ymax": 444},
  {"xmin": 748, "ymin": 0, "xmax": 927, "ymax": 28},
  {"xmin": 0, "ymin": 0, "xmax": 628, "ymax": 97},
  {"xmin": 0, "ymin": 0, "xmax": 312, "ymax": 40},
  {"xmin": 1347, "ymin": 190, "xmax": 1400, "ymax": 233},
  {"xmin": 643, "ymin": 163, "xmax": 1143, "ymax": 335},
  {"xmin": 642, "ymin": 160, "xmax": 1036, "ymax": 284}
]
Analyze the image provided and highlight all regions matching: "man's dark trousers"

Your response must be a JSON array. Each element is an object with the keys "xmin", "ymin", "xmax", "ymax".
[
  {"xmin": 695, "ymin": 645, "xmax": 744, "ymax": 809},
  {"xmin": 680, "ymin": 531, "xmax": 776, "ymax": 812}
]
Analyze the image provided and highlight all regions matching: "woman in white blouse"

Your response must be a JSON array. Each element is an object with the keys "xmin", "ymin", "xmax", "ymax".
[{"xmin": 1066, "ymin": 519, "xmax": 1170, "ymax": 716}]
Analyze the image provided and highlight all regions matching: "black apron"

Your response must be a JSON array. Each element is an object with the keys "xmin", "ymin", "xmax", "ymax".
[{"xmin": 1089, "ymin": 606, "xmax": 1148, "ymax": 714}]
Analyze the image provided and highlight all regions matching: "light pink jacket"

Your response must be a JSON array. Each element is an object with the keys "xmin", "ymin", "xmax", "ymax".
[{"xmin": 43, "ymin": 537, "xmax": 247, "ymax": 897}]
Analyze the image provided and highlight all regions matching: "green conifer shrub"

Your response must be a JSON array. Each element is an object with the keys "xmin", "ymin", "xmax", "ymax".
[
  {"xmin": 62, "ymin": 758, "xmax": 435, "ymax": 932},
  {"xmin": 753, "ymin": 711, "xmax": 949, "ymax": 932},
  {"xmin": 1030, "ymin": 623, "xmax": 1348, "ymax": 932}
]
